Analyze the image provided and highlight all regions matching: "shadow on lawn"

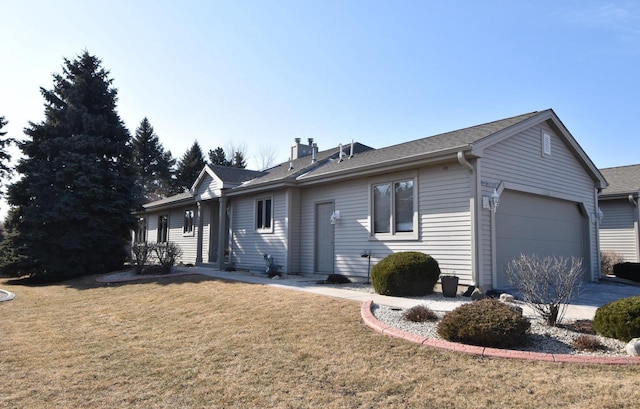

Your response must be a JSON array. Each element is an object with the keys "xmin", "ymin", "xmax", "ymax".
[{"xmin": 1, "ymin": 270, "xmax": 227, "ymax": 291}]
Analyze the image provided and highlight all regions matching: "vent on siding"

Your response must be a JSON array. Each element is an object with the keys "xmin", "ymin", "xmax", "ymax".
[{"xmin": 542, "ymin": 132, "xmax": 551, "ymax": 156}]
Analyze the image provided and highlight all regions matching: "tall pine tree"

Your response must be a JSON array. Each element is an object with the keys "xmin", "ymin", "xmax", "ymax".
[
  {"xmin": 0, "ymin": 51, "xmax": 136, "ymax": 281},
  {"xmin": 172, "ymin": 141, "xmax": 206, "ymax": 194},
  {"xmin": 0, "ymin": 116, "xmax": 13, "ymax": 190},
  {"xmin": 132, "ymin": 117, "xmax": 175, "ymax": 204}
]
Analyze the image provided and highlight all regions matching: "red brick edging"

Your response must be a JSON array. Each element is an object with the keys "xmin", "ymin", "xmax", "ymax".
[{"xmin": 360, "ymin": 300, "xmax": 640, "ymax": 365}]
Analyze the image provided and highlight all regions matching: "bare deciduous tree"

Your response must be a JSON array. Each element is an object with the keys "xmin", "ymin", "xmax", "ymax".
[
  {"xmin": 254, "ymin": 144, "xmax": 279, "ymax": 170},
  {"xmin": 505, "ymin": 254, "xmax": 583, "ymax": 326}
]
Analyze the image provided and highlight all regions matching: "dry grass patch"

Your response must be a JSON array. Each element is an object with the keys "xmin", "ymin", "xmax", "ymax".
[{"xmin": 1, "ymin": 274, "xmax": 640, "ymax": 408}]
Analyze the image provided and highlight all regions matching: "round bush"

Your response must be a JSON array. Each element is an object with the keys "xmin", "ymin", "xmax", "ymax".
[
  {"xmin": 437, "ymin": 299, "xmax": 531, "ymax": 348},
  {"xmin": 594, "ymin": 296, "xmax": 640, "ymax": 342},
  {"xmin": 371, "ymin": 252, "xmax": 440, "ymax": 296}
]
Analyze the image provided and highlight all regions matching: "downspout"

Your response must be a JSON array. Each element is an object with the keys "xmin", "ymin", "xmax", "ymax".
[
  {"xmin": 634, "ymin": 192, "xmax": 640, "ymax": 262},
  {"xmin": 457, "ymin": 151, "xmax": 478, "ymax": 287},
  {"xmin": 594, "ymin": 188, "xmax": 601, "ymax": 280},
  {"xmin": 457, "ymin": 151, "xmax": 474, "ymax": 172}
]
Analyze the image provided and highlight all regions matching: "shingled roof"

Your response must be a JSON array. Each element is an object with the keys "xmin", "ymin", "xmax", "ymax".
[
  {"xmin": 299, "ymin": 111, "xmax": 541, "ymax": 181},
  {"xmin": 600, "ymin": 164, "xmax": 640, "ymax": 197}
]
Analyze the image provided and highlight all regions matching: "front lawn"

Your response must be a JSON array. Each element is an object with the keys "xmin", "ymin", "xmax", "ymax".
[{"xmin": 1, "ymin": 274, "xmax": 639, "ymax": 408}]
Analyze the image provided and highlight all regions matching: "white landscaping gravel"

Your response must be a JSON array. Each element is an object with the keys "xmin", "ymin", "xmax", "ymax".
[{"xmin": 372, "ymin": 304, "xmax": 627, "ymax": 357}]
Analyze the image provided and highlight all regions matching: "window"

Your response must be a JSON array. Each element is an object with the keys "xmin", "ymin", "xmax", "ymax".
[
  {"xmin": 183, "ymin": 210, "xmax": 194, "ymax": 235},
  {"xmin": 134, "ymin": 217, "xmax": 147, "ymax": 243},
  {"xmin": 157, "ymin": 215, "xmax": 168, "ymax": 243},
  {"xmin": 256, "ymin": 198, "xmax": 273, "ymax": 231},
  {"xmin": 372, "ymin": 178, "xmax": 416, "ymax": 237}
]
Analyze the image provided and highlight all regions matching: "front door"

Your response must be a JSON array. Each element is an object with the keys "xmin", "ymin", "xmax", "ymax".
[{"xmin": 315, "ymin": 202, "xmax": 335, "ymax": 273}]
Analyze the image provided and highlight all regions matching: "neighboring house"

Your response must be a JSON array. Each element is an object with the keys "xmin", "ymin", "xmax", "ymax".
[
  {"xmin": 598, "ymin": 164, "xmax": 640, "ymax": 262},
  {"xmin": 137, "ymin": 109, "xmax": 607, "ymax": 291}
]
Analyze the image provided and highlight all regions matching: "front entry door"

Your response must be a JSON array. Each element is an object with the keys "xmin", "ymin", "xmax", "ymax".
[{"xmin": 315, "ymin": 202, "xmax": 335, "ymax": 273}]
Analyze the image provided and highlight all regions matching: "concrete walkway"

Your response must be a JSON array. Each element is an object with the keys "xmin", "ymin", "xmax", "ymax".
[{"xmin": 153, "ymin": 266, "xmax": 640, "ymax": 321}]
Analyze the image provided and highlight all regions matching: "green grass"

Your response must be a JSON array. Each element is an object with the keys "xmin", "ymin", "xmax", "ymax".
[{"xmin": 1, "ymin": 274, "xmax": 639, "ymax": 408}]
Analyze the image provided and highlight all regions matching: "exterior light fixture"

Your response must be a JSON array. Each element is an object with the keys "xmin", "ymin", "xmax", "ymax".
[{"xmin": 489, "ymin": 189, "xmax": 500, "ymax": 213}]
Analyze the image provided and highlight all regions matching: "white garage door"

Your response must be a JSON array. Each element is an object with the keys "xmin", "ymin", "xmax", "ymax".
[{"xmin": 495, "ymin": 190, "xmax": 588, "ymax": 288}]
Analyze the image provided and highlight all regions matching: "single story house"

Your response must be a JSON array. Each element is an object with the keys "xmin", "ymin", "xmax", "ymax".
[
  {"xmin": 136, "ymin": 109, "xmax": 607, "ymax": 291},
  {"xmin": 598, "ymin": 164, "xmax": 640, "ymax": 262}
]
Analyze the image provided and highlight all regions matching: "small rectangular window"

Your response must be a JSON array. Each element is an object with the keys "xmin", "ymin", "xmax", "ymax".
[
  {"xmin": 183, "ymin": 210, "xmax": 194, "ymax": 235},
  {"xmin": 256, "ymin": 198, "xmax": 273, "ymax": 231},
  {"xmin": 157, "ymin": 215, "xmax": 168, "ymax": 243},
  {"xmin": 135, "ymin": 217, "xmax": 147, "ymax": 243}
]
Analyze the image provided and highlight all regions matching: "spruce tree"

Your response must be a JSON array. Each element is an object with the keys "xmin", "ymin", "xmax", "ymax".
[
  {"xmin": 0, "ymin": 116, "xmax": 13, "ymax": 190},
  {"xmin": 208, "ymin": 146, "xmax": 230, "ymax": 166},
  {"xmin": 231, "ymin": 150, "xmax": 247, "ymax": 168},
  {"xmin": 0, "ymin": 51, "xmax": 136, "ymax": 281},
  {"xmin": 132, "ymin": 117, "xmax": 175, "ymax": 204},
  {"xmin": 172, "ymin": 141, "xmax": 206, "ymax": 194}
]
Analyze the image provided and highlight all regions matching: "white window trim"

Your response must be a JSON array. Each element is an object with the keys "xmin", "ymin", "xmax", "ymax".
[
  {"xmin": 368, "ymin": 171, "xmax": 419, "ymax": 241},
  {"xmin": 183, "ymin": 209, "xmax": 195, "ymax": 237},
  {"xmin": 157, "ymin": 214, "xmax": 169, "ymax": 243},
  {"xmin": 255, "ymin": 196, "xmax": 274, "ymax": 233}
]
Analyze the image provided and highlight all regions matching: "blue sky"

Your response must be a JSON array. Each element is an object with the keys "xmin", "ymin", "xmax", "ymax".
[{"xmin": 1, "ymin": 1, "xmax": 639, "ymax": 217}]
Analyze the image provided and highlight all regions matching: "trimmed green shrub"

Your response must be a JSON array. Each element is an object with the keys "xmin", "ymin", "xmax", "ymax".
[
  {"xmin": 403, "ymin": 305, "xmax": 438, "ymax": 323},
  {"xmin": 437, "ymin": 299, "xmax": 531, "ymax": 348},
  {"xmin": 593, "ymin": 296, "xmax": 640, "ymax": 342},
  {"xmin": 371, "ymin": 252, "xmax": 440, "ymax": 296}
]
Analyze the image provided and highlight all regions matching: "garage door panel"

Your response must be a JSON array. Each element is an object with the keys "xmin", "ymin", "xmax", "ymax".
[
  {"xmin": 495, "ymin": 191, "xmax": 586, "ymax": 288},
  {"xmin": 498, "ymin": 215, "xmax": 582, "ymax": 242}
]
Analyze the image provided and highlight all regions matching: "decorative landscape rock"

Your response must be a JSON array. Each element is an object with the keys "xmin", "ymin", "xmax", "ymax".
[
  {"xmin": 470, "ymin": 289, "xmax": 485, "ymax": 301},
  {"xmin": 625, "ymin": 338, "xmax": 640, "ymax": 356}
]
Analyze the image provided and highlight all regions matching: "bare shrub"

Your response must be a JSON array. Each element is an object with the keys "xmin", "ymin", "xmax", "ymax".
[
  {"xmin": 403, "ymin": 305, "xmax": 438, "ymax": 323},
  {"xmin": 600, "ymin": 250, "xmax": 624, "ymax": 276},
  {"xmin": 154, "ymin": 242, "xmax": 183, "ymax": 274},
  {"xmin": 131, "ymin": 242, "xmax": 154, "ymax": 275},
  {"xmin": 505, "ymin": 254, "xmax": 583, "ymax": 326},
  {"xmin": 571, "ymin": 334, "xmax": 606, "ymax": 351}
]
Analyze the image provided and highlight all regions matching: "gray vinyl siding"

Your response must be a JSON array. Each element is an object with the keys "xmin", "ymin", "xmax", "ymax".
[
  {"xmin": 195, "ymin": 174, "xmax": 222, "ymax": 201},
  {"xmin": 167, "ymin": 205, "xmax": 198, "ymax": 264},
  {"xmin": 140, "ymin": 207, "xmax": 196, "ymax": 264},
  {"xmin": 480, "ymin": 123, "xmax": 599, "ymax": 285},
  {"xmin": 287, "ymin": 188, "xmax": 302, "ymax": 273},
  {"xmin": 201, "ymin": 202, "xmax": 212, "ymax": 262},
  {"xmin": 600, "ymin": 200, "xmax": 639, "ymax": 262},
  {"xmin": 230, "ymin": 191, "xmax": 288, "ymax": 272},
  {"xmin": 298, "ymin": 163, "xmax": 473, "ymax": 282}
]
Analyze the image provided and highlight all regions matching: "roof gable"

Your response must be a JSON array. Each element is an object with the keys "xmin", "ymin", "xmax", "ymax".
[{"xmin": 191, "ymin": 164, "xmax": 265, "ymax": 196}]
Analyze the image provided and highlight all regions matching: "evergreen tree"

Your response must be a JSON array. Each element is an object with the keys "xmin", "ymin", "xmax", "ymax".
[
  {"xmin": 172, "ymin": 141, "xmax": 206, "ymax": 194},
  {"xmin": 231, "ymin": 150, "xmax": 247, "ymax": 168},
  {"xmin": 132, "ymin": 117, "xmax": 175, "ymax": 204},
  {"xmin": 208, "ymin": 146, "xmax": 230, "ymax": 166},
  {"xmin": 0, "ymin": 116, "xmax": 14, "ymax": 191},
  {"xmin": 0, "ymin": 51, "xmax": 136, "ymax": 281}
]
